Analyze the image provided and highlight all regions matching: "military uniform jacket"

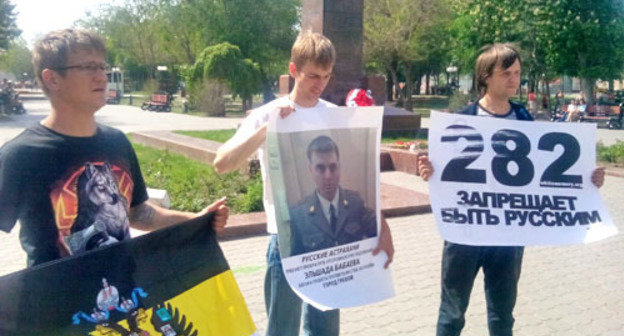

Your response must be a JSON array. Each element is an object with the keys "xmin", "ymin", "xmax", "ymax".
[{"xmin": 289, "ymin": 188, "xmax": 377, "ymax": 256}]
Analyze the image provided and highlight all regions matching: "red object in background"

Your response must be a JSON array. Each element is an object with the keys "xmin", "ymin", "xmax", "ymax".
[{"xmin": 345, "ymin": 88, "xmax": 375, "ymax": 107}]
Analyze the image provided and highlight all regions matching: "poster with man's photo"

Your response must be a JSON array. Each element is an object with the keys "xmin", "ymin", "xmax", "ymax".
[{"xmin": 267, "ymin": 106, "xmax": 394, "ymax": 310}]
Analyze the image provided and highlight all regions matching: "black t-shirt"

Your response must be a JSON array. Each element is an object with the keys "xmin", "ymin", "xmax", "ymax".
[{"xmin": 0, "ymin": 123, "xmax": 148, "ymax": 266}]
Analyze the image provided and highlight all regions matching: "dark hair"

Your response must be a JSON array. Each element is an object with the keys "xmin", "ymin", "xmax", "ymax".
[
  {"xmin": 32, "ymin": 29, "xmax": 107, "ymax": 93},
  {"xmin": 475, "ymin": 43, "xmax": 521, "ymax": 95},
  {"xmin": 306, "ymin": 135, "xmax": 339, "ymax": 161}
]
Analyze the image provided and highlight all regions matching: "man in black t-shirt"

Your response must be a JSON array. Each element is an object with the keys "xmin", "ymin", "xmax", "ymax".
[{"xmin": 0, "ymin": 29, "xmax": 229, "ymax": 267}]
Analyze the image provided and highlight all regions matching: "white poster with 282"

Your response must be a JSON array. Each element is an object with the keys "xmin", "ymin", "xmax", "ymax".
[{"xmin": 428, "ymin": 111, "xmax": 617, "ymax": 246}]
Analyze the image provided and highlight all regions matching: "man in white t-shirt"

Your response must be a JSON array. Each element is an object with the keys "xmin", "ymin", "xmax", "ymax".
[{"xmin": 214, "ymin": 31, "xmax": 394, "ymax": 336}]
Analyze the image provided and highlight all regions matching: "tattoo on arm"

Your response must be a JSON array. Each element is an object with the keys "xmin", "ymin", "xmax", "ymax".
[{"xmin": 130, "ymin": 202, "xmax": 156, "ymax": 225}]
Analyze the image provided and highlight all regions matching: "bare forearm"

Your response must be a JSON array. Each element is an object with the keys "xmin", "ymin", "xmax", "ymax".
[
  {"xmin": 213, "ymin": 124, "xmax": 267, "ymax": 173},
  {"xmin": 129, "ymin": 201, "xmax": 195, "ymax": 231}
]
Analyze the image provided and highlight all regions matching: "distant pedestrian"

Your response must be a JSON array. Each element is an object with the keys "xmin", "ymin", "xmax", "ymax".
[{"xmin": 527, "ymin": 91, "xmax": 537, "ymax": 114}]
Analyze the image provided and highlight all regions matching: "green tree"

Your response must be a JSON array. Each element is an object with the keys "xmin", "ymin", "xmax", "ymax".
[
  {"xmin": 449, "ymin": 0, "xmax": 624, "ymax": 105},
  {"xmin": 364, "ymin": 0, "xmax": 452, "ymax": 110},
  {"xmin": 447, "ymin": 0, "xmax": 529, "ymax": 94},
  {"xmin": 189, "ymin": 42, "xmax": 262, "ymax": 111},
  {"xmin": 80, "ymin": 0, "xmax": 298, "ymax": 98},
  {"xmin": 0, "ymin": 0, "xmax": 20, "ymax": 51},
  {"xmin": 80, "ymin": 0, "xmax": 176, "ymax": 89},
  {"xmin": 541, "ymin": 0, "xmax": 624, "ymax": 104},
  {"xmin": 191, "ymin": 0, "xmax": 299, "ymax": 99},
  {"xmin": 0, "ymin": 39, "xmax": 33, "ymax": 80}
]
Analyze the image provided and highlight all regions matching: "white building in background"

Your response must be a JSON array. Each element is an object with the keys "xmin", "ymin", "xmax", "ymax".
[{"xmin": 597, "ymin": 79, "xmax": 624, "ymax": 91}]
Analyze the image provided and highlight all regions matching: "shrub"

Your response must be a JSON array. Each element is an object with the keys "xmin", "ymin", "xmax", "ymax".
[
  {"xmin": 230, "ymin": 177, "xmax": 264, "ymax": 213},
  {"xmin": 190, "ymin": 79, "xmax": 227, "ymax": 116},
  {"xmin": 597, "ymin": 140, "xmax": 624, "ymax": 164},
  {"xmin": 448, "ymin": 91, "xmax": 473, "ymax": 113},
  {"xmin": 142, "ymin": 78, "xmax": 159, "ymax": 94},
  {"xmin": 131, "ymin": 142, "xmax": 263, "ymax": 213}
]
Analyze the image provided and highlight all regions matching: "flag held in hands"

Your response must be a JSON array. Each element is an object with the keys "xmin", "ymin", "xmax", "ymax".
[{"xmin": 0, "ymin": 213, "xmax": 258, "ymax": 336}]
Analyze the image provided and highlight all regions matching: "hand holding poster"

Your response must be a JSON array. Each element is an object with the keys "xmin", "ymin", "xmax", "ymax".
[
  {"xmin": 267, "ymin": 106, "xmax": 394, "ymax": 310},
  {"xmin": 428, "ymin": 111, "xmax": 617, "ymax": 245}
]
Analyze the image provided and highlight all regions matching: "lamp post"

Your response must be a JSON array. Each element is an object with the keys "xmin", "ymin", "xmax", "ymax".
[{"xmin": 446, "ymin": 66, "xmax": 458, "ymax": 93}]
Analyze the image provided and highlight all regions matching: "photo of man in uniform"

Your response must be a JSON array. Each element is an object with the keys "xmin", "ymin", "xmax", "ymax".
[{"xmin": 289, "ymin": 135, "xmax": 377, "ymax": 256}]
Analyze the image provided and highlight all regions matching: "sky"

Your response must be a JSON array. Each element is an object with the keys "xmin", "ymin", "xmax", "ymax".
[{"xmin": 13, "ymin": 0, "xmax": 120, "ymax": 46}]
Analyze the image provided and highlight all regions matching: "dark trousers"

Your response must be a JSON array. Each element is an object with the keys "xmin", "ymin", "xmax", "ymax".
[{"xmin": 436, "ymin": 242, "xmax": 524, "ymax": 336}]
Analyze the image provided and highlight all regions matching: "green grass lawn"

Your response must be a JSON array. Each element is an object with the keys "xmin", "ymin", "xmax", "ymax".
[
  {"xmin": 131, "ymin": 141, "xmax": 263, "ymax": 214},
  {"xmin": 174, "ymin": 129, "xmax": 237, "ymax": 143},
  {"xmin": 391, "ymin": 95, "xmax": 450, "ymax": 117},
  {"xmin": 381, "ymin": 132, "xmax": 428, "ymax": 144},
  {"xmin": 411, "ymin": 95, "xmax": 449, "ymax": 107},
  {"xmin": 176, "ymin": 128, "xmax": 428, "ymax": 145}
]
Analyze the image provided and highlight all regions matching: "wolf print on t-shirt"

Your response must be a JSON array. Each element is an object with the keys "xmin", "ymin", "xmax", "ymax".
[{"xmin": 50, "ymin": 161, "xmax": 135, "ymax": 256}]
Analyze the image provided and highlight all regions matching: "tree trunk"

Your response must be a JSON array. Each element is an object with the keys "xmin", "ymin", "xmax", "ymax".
[
  {"xmin": 404, "ymin": 63, "xmax": 413, "ymax": 111},
  {"xmin": 545, "ymin": 81, "xmax": 551, "ymax": 110},
  {"xmin": 580, "ymin": 77, "xmax": 595, "ymax": 106},
  {"xmin": 262, "ymin": 76, "xmax": 276, "ymax": 103},
  {"xmin": 609, "ymin": 79, "xmax": 614, "ymax": 93},
  {"xmin": 425, "ymin": 72, "xmax": 431, "ymax": 95},
  {"xmin": 386, "ymin": 70, "xmax": 394, "ymax": 101},
  {"xmin": 415, "ymin": 75, "xmax": 422, "ymax": 95},
  {"xmin": 242, "ymin": 96, "xmax": 253, "ymax": 112},
  {"xmin": 388, "ymin": 67, "xmax": 403, "ymax": 106}
]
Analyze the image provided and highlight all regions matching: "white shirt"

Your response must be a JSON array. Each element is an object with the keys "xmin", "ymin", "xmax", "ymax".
[
  {"xmin": 316, "ymin": 190, "xmax": 340, "ymax": 223},
  {"xmin": 225, "ymin": 96, "xmax": 337, "ymax": 234},
  {"xmin": 477, "ymin": 103, "xmax": 519, "ymax": 120}
]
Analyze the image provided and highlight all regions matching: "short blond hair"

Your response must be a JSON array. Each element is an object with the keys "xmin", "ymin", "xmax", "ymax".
[
  {"xmin": 291, "ymin": 31, "xmax": 336, "ymax": 70},
  {"xmin": 32, "ymin": 29, "xmax": 107, "ymax": 93}
]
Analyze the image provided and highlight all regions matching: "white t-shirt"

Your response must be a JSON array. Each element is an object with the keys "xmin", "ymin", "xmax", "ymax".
[
  {"xmin": 225, "ymin": 96, "xmax": 337, "ymax": 234},
  {"xmin": 477, "ymin": 103, "xmax": 518, "ymax": 120}
]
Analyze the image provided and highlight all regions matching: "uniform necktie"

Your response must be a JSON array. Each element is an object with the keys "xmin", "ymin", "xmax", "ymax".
[{"xmin": 330, "ymin": 204, "xmax": 337, "ymax": 234}]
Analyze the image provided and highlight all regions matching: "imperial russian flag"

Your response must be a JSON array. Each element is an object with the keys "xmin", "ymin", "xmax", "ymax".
[{"xmin": 0, "ymin": 213, "xmax": 258, "ymax": 336}]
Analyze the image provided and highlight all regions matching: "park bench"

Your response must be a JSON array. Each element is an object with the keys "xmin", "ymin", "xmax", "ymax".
[
  {"xmin": 106, "ymin": 89, "xmax": 120, "ymax": 104},
  {"xmin": 580, "ymin": 104, "xmax": 622, "ymax": 129},
  {"xmin": 141, "ymin": 93, "xmax": 172, "ymax": 112}
]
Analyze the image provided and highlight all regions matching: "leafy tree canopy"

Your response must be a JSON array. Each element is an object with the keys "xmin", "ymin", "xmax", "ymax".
[{"xmin": 0, "ymin": 0, "xmax": 20, "ymax": 51}]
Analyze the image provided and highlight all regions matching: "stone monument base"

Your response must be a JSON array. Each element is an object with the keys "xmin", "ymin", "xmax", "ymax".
[{"xmin": 382, "ymin": 105, "xmax": 421, "ymax": 134}]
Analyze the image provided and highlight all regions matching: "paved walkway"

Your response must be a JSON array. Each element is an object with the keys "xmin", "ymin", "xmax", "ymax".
[
  {"xmin": 0, "ymin": 100, "xmax": 623, "ymax": 335},
  {"xmin": 218, "ymin": 172, "xmax": 624, "ymax": 336},
  {"xmin": 0, "ymin": 99, "xmax": 244, "ymax": 145},
  {"xmin": 2, "ymin": 171, "xmax": 622, "ymax": 335}
]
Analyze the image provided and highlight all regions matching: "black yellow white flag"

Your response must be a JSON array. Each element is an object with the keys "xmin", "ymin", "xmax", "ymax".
[{"xmin": 0, "ymin": 213, "xmax": 258, "ymax": 336}]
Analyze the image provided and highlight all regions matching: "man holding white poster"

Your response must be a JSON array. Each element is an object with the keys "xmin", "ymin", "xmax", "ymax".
[
  {"xmin": 214, "ymin": 31, "xmax": 394, "ymax": 336},
  {"xmin": 266, "ymin": 104, "xmax": 394, "ymax": 312},
  {"xmin": 418, "ymin": 44, "xmax": 609, "ymax": 336}
]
